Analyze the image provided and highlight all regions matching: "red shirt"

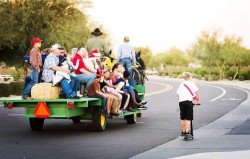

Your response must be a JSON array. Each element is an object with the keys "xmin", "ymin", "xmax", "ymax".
[{"xmin": 72, "ymin": 53, "xmax": 88, "ymax": 74}]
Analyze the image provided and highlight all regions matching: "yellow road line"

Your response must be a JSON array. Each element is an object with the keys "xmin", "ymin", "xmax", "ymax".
[{"xmin": 145, "ymin": 81, "xmax": 173, "ymax": 97}]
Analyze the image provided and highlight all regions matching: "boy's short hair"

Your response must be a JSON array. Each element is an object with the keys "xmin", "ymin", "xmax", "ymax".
[
  {"xmin": 182, "ymin": 72, "xmax": 192, "ymax": 79},
  {"xmin": 123, "ymin": 69, "xmax": 130, "ymax": 78},
  {"xmin": 112, "ymin": 62, "xmax": 122, "ymax": 72}
]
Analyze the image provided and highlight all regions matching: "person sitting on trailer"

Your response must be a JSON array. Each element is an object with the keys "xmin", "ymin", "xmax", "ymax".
[
  {"xmin": 87, "ymin": 69, "xmax": 117, "ymax": 117},
  {"xmin": 71, "ymin": 47, "xmax": 96, "ymax": 94},
  {"xmin": 42, "ymin": 44, "xmax": 80, "ymax": 99},
  {"xmin": 100, "ymin": 68, "xmax": 123, "ymax": 115},
  {"xmin": 114, "ymin": 69, "xmax": 147, "ymax": 111}
]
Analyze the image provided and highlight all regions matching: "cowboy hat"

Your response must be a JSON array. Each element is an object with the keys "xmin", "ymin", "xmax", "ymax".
[{"xmin": 91, "ymin": 28, "xmax": 102, "ymax": 36}]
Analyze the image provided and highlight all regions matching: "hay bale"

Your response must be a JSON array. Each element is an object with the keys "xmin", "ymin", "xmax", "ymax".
[{"xmin": 31, "ymin": 83, "xmax": 61, "ymax": 100}]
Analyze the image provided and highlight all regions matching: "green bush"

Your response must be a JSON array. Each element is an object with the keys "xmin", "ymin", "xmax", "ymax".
[
  {"xmin": 204, "ymin": 75, "xmax": 214, "ymax": 81},
  {"xmin": 171, "ymin": 70, "xmax": 182, "ymax": 76},
  {"xmin": 169, "ymin": 74, "xmax": 178, "ymax": 78},
  {"xmin": 239, "ymin": 76, "xmax": 244, "ymax": 81},
  {"xmin": 158, "ymin": 71, "xmax": 166, "ymax": 76},
  {"xmin": 239, "ymin": 67, "xmax": 250, "ymax": 80},
  {"xmin": 12, "ymin": 72, "xmax": 23, "ymax": 81},
  {"xmin": 225, "ymin": 69, "xmax": 237, "ymax": 79},
  {"xmin": 0, "ymin": 82, "xmax": 24, "ymax": 97},
  {"xmin": 0, "ymin": 83, "xmax": 10, "ymax": 97},
  {"xmin": 196, "ymin": 68, "xmax": 209, "ymax": 77},
  {"xmin": 193, "ymin": 74, "xmax": 202, "ymax": 80},
  {"xmin": 210, "ymin": 69, "xmax": 220, "ymax": 76},
  {"xmin": 212, "ymin": 74, "xmax": 219, "ymax": 81},
  {"xmin": 9, "ymin": 81, "xmax": 24, "ymax": 95}
]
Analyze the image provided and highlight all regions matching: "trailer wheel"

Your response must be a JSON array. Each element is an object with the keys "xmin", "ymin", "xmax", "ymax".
[
  {"xmin": 72, "ymin": 117, "xmax": 81, "ymax": 124},
  {"xmin": 92, "ymin": 107, "xmax": 106, "ymax": 132},
  {"xmin": 126, "ymin": 114, "xmax": 137, "ymax": 124},
  {"xmin": 137, "ymin": 113, "xmax": 142, "ymax": 117},
  {"xmin": 29, "ymin": 118, "xmax": 45, "ymax": 131}
]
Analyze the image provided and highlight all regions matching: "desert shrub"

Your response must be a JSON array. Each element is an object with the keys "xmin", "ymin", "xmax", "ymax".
[
  {"xmin": 9, "ymin": 81, "xmax": 24, "ymax": 95},
  {"xmin": 239, "ymin": 76, "xmax": 244, "ymax": 81},
  {"xmin": 0, "ymin": 83, "xmax": 10, "ymax": 97},
  {"xmin": 239, "ymin": 67, "xmax": 250, "ymax": 80},
  {"xmin": 225, "ymin": 69, "xmax": 237, "ymax": 79},
  {"xmin": 196, "ymin": 68, "xmax": 209, "ymax": 77}
]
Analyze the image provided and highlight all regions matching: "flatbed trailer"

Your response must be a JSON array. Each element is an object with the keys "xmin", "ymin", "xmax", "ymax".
[{"xmin": 0, "ymin": 85, "xmax": 145, "ymax": 132}]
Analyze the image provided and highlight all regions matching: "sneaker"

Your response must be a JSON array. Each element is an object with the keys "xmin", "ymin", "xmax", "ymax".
[
  {"xmin": 68, "ymin": 96, "xmax": 80, "ymax": 99},
  {"xmin": 181, "ymin": 132, "xmax": 186, "ymax": 137},
  {"xmin": 184, "ymin": 133, "xmax": 193, "ymax": 141},
  {"xmin": 99, "ymin": 109, "xmax": 107, "ymax": 116},
  {"xmin": 77, "ymin": 91, "xmax": 83, "ymax": 98},
  {"xmin": 140, "ymin": 101, "xmax": 147, "ymax": 105},
  {"xmin": 23, "ymin": 96, "xmax": 32, "ymax": 100},
  {"xmin": 126, "ymin": 107, "xmax": 136, "ymax": 112},
  {"xmin": 107, "ymin": 114, "xmax": 113, "ymax": 119},
  {"xmin": 138, "ymin": 105, "xmax": 148, "ymax": 110}
]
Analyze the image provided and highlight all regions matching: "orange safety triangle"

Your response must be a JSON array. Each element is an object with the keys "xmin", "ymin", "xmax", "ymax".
[{"xmin": 34, "ymin": 102, "xmax": 51, "ymax": 118}]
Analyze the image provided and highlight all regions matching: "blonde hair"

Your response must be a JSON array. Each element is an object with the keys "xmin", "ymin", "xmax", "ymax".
[
  {"xmin": 182, "ymin": 72, "xmax": 192, "ymax": 80},
  {"xmin": 124, "ymin": 36, "xmax": 129, "ymax": 42},
  {"xmin": 77, "ymin": 47, "xmax": 88, "ymax": 58}
]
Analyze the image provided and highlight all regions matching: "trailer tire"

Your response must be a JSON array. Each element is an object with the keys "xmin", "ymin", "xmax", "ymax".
[
  {"xmin": 72, "ymin": 118, "xmax": 81, "ymax": 124},
  {"xmin": 137, "ymin": 113, "xmax": 142, "ymax": 117},
  {"xmin": 29, "ymin": 118, "xmax": 44, "ymax": 131},
  {"xmin": 92, "ymin": 107, "xmax": 106, "ymax": 132},
  {"xmin": 126, "ymin": 114, "xmax": 136, "ymax": 124}
]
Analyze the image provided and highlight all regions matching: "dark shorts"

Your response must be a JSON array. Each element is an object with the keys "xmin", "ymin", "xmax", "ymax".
[{"xmin": 179, "ymin": 100, "xmax": 193, "ymax": 120}]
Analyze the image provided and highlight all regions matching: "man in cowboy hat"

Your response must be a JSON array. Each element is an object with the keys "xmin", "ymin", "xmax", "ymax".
[{"xmin": 85, "ymin": 28, "xmax": 110, "ymax": 57}]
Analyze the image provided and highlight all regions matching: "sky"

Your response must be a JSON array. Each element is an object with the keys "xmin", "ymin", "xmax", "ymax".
[{"xmin": 85, "ymin": 0, "xmax": 250, "ymax": 54}]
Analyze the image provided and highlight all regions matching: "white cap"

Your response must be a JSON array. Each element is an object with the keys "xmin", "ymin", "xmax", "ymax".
[{"xmin": 51, "ymin": 44, "xmax": 64, "ymax": 50}]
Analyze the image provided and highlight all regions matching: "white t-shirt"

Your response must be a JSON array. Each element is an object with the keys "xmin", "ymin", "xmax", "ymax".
[{"xmin": 176, "ymin": 80, "xmax": 199, "ymax": 102}]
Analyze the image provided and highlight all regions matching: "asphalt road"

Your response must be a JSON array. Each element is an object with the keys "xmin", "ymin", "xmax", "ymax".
[{"xmin": 0, "ymin": 77, "xmax": 247, "ymax": 159}]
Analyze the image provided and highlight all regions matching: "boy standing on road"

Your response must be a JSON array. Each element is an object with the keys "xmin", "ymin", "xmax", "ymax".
[
  {"xmin": 176, "ymin": 72, "xmax": 200, "ymax": 141},
  {"xmin": 23, "ymin": 37, "xmax": 42, "ymax": 99}
]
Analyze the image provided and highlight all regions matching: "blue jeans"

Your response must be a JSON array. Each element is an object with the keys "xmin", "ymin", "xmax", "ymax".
[
  {"xmin": 23, "ymin": 66, "xmax": 39, "ymax": 97},
  {"xmin": 123, "ymin": 85, "xmax": 134, "ymax": 94},
  {"xmin": 89, "ymin": 94, "xmax": 106, "ymax": 109},
  {"xmin": 75, "ymin": 73, "xmax": 96, "ymax": 93},
  {"xmin": 70, "ymin": 76, "xmax": 81, "ymax": 92},
  {"xmin": 119, "ymin": 58, "xmax": 135, "ymax": 87},
  {"xmin": 60, "ymin": 78, "xmax": 78, "ymax": 98}
]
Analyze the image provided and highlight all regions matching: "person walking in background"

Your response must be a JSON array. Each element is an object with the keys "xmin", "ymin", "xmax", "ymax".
[
  {"xmin": 23, "ymin": 37, "xmax": 43, "ymax": 99},
  {"xmin": 85, "ymin": 28, "xmax": 110, "ymax": 57},
  {"xmin": 117, "ymin": 36, "xmax": 136, "ymax": 87},
  {"xmin": 176, "ymin": 72, "xmax": 200, "ymax": 141}
]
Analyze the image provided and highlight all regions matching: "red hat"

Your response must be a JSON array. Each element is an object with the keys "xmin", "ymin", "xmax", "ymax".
[
  {"xmin": 96, "ymin": 68, "xmax": 103, "ymax": 78},
  {"xmin": 89, "ymin": 49, "xmax": 101, "ymax": 58},
  {"xmin": 31, "ymin": 37, "xmax": 42, "ymax": 45},
  {"xmin": 91, "ymin": 49, "xmax": 99, "ymax": 53}
]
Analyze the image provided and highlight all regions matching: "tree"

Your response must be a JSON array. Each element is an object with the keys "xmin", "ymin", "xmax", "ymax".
[
  {"xmin": 164, "ymin": 47, "xmax": 189, "ymax": 67},
  {"xmin": 189, "ymin": 29, "xmax": 250, "ymax": 80},
  {"xmin": 188, "ymin": 30, "xmax": 226, "ymax": 79},
  {"xmin": 0, "ymin": 0, "xmax": 91, "ymax": 67},
  {"xmin": 222, "ymin": 35, "xmax": 250, "ymax": 80}
]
